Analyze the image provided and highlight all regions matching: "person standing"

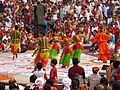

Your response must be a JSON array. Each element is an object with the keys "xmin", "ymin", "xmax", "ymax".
[
  {"xmin": 49, "ymin": 36, "xmax": 60, "ymax": 60},
  {"xmin": 50, "ymin": 59, "xmax": 58, "ymax": 86},
  {"xmin": 68, "ymin": 58, "xmax": 86, "ymax": 89},
  {"xmin": 73, "ymin": 34, "xmax": 83, "ymax": 62},
  {"xmin": 91, "ymin": 28, "xmax": 111, "ymax": 63},
  {"xmin": 10, "ymin": 25, "xmax": 21, "ymax": 60},
  {"xmin": 68, "ymin": 58, "xmax": 85, "ymax": 82},
  {"xmin": 32, "ymin": 33, "xmax": 49, "ymax": 71},
  {"xmin": 87, "ymin": 67, "xmax": 101, "ymax": 90},
  {"xmin": 60, "ymin": 38, "xmax": 73, "ymax": 68}
]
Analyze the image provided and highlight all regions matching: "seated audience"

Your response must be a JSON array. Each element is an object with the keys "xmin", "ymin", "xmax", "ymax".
[
  {"xmin": 45, "ymin": 78, "xmax": 57, "ymax": 90},
  {"xmin": 8, "ymin": 77, "xmax": 24, "ymax": 90},
  {"xmin": 94, "ymin": 83, "xmax": 107, "ymax": 90},
  {"xmin": 0, "ymin": 82, "xmax": 5, "ymax": 90},
  {"xmin": 112, "ymin": 80, "xmax": 120, "ymax": 90}
]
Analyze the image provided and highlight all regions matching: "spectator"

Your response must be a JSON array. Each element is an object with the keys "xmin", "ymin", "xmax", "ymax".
[
  {"xmin": 107, "ymin": 5, "xmax": 113, "ymax": 18},
  {"xmin": 0, "ymin": 1, "xmax": 4, "ymax": 13},
  {"xmin": 112, "ymin": 80, "xmax": 120, "ymax": 90},
  {"xmin": 87, "ymin": 67, "xmax": 101, "ymax": 90},
  {"xmin": 110, "ymin": 60, "xmax": 119, "ymax": 83},
  {"xmin": 45, "ymin": 78, "xmax": 57, "ymax": 90},
  {"xmin": 0, "ymin": 82, "xmax": 5, "ymax": 90},
  {"xmin": 8, "ymin": 77, "xmax": 24, "ymax": 90},
  {"xmin": 9, "ymin": 83, "xmax": 19, "ymax": 90},
  {"xmin": 33, "ymin": 62, "xmax": 46, "ymax": 79},
  {"xmin": 33, "ymin": 77, "xmax": 45, "ymax": 90},
  {"xmin": 100, "ymin": 77, "xmax": 112, "ymax": 90},
  {"xmin": 26, "ymin": 74, "xmax": 37, "ymax": 87},
  {"xmin": 50, "ymin": 59, "xmax": 58, "ymax": 86},
  {"xmin": 68, "ymin": 58, "xmax": 85, "ymax": 80},
  {"xmin": 94, "ymin": 83, "xmax": 108, "ymax": 90},
  {"xmin": 62, "ymin": 77, "xmax": 71, "ymax": 90},
  {"xmin": 0, "ymin": 1, "xmax": 119, "ymax": 90}
]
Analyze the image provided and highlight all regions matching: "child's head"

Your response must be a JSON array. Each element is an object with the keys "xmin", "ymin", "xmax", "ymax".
[
  {"xmin": 72, "ymin": 58, "xmax": 79, "ymax": 65},
  {"xmin": 30, "ymin": 74, "xmax": 37, "ymax": 83},
  {"xmin": 9, "ymin": 77, "xmax": 16, "ymax": 84},
  {"xmin": 36, "ymin": 62, "xmax": 42, "ymax": 70},
  {"xmin": 9, "ymin": 83, "xmax": 19, "ymax": 90},
  {"xmin": 113, "ymin": 61, "xmax": 120, "ymax": 69},
  {"xmin": 51, "ymin": 59, "xmax": 57, "ymax": 67},
  {"xmin": 100, "ymin": 77, "xmax": 108, "ymax": 86}
]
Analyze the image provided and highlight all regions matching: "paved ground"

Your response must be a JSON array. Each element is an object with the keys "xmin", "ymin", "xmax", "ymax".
[{"xmin": 0, "ymin": 49, "xmax": 110, "ymax": 85}]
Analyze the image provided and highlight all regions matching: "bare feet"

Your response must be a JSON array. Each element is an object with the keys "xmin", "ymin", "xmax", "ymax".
[
  {"xmin": 16, "ymin": 54, "xmax": 18, "ymax": 58},
  {"xmin": 12, "ymin": 56, "xmax": 15, "ymax": 60}
]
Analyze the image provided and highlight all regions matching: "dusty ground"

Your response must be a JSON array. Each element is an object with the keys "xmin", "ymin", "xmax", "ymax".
[{"xmin": 0, "ymin": 49, "xmax": 110, "ymax": 86}]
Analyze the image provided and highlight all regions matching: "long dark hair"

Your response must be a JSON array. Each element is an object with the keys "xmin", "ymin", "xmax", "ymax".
[{"xmin": 71, "ymin": 78, "xmax": 79, "ymax": 90}]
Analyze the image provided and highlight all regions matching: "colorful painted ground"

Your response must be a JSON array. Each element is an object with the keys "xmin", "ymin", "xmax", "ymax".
[{"xmin": 0, "ymin": 50, "xmax": 110, "ymax": 84}]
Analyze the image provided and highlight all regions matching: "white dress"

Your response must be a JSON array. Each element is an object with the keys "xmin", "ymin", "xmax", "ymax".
[{"xmin": 33, "ymin": 69, "xmax": 45, "ymax": 78}]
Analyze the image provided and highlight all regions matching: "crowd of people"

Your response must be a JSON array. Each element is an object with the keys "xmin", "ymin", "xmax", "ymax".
[{"xmin": 0, "ymin": 0, "xmax": 120, "ymax": 90}]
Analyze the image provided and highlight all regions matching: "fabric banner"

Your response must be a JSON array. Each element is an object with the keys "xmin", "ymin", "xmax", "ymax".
[{"xmin": 36, "ymin": 5, "xmax": 45, "ymax": 25}]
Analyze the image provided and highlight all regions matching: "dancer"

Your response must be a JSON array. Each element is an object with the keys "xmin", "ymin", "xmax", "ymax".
[
  {"xmin": 73, "ymin": 34, "xmax": 83, "ymax": 62},
  {"xmin": 10, "ymin": 25, "xmax": 21, "ymax": 60},
  {"xmin": 60, "ymin": 38, "xmax": 73, "ymax": 68},
  {"xmin": 91, "ymin": 27, "xmax": 111, "ymax": 63},
  {"xmin": 49, "ymin": 36, "xmax": 60, "ymax": 60},
  {"xmin": 32, "ymin": 33, "xmax": 49, "ymax": 71}
]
